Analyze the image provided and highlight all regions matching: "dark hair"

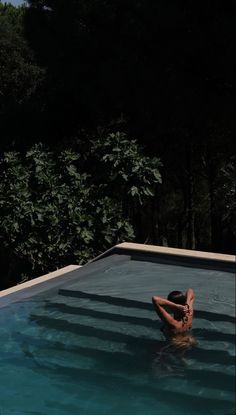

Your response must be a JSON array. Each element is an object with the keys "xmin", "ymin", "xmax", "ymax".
[{"xmin": 167, "ymin": 291, "xmax": 186, "ymax": 305}]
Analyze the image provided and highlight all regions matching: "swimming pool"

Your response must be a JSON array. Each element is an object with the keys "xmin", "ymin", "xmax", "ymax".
[{"xmin": 0, "ymin": 247, "xmax": 235, "ymax": 415}]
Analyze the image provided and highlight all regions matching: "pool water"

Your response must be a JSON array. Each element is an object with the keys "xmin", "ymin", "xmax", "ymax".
[{"xmin": 0, "ymin": 254, "xmax": 235, "ymax": 415}]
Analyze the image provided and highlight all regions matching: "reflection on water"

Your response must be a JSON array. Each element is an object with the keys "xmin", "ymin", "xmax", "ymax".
[{"xmin": 151, "ymin": 336, "xmax": 197, "ymax": 378}]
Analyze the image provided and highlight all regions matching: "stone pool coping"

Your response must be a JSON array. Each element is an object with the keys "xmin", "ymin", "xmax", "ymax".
[
  {"xmin": 92, "ymin": 242, "xmax": 235, "ymax": 263},
  {"xmin": 0, "ymin": 243, "xmax": 235, "ymax": 299},
  {"xmin": 0, "ymin": 265, "xmax": 81, "ymax": 299}
]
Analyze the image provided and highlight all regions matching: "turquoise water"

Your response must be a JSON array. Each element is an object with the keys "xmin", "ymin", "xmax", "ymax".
[{"xmin": 0, "ymin": 255, "xmax": 235, "ymax": 415}]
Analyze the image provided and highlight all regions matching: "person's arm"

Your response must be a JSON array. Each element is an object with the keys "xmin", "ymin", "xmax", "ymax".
[
  {"xmin": 152, "ymin": 296, "xmax": 185, "ymax": 327},
  {"xmin": 186, "ymin": 288, "xmax": 195, "ymax": 309}
]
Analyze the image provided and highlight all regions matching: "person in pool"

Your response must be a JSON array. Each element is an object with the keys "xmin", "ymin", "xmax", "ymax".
[{"xmin": 152, "ymin": 289, "xmax": 196, "ymax": 350}]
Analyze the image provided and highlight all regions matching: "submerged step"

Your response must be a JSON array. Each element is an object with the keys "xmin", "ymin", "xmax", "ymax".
[
  {"xmin": 58, "ymin": 288, "xmax": 153, "ymax": 310},
  {"xmin": 2, "ymin": 338, "xmax": 234, "ymax": 409}
]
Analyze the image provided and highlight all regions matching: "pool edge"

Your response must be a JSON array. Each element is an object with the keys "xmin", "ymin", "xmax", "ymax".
[
  {"xmin": 92, "ymin": 242, "xmax": 235, "ymax": 263},
  {"xmin": 91, "ymin": 243, "xmax": 236, "ymax": 273},
  {"xmin": 0, "ymin": 265, "xmax": 81, "ymax": 299},
  {"xmin": 0, "ymin": 243, "xmax": 235, "ymax": 300}
]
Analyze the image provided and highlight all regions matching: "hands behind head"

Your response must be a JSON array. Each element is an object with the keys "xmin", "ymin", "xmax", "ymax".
[{"xmin": 176, "ymin": 304, "xmax": 189, "ymax": 315}]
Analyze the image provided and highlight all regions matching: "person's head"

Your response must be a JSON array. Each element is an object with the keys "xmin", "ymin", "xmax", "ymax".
[{"xmin": 167, "ymin": 291, "xmax": 186, "ymax": 305}]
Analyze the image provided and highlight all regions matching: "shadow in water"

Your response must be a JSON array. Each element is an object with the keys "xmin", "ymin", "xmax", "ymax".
[
  {"xmin": 10, "ymin": 323, "xmax": 235, "ymax": 414},
  {"xmin": 184, "ymin": 368, "xmax": 235, "ymax": 392},
  {"xmin": 15, "ymin": 331, "xmax": 235, "ymax": 395},
  {"xmin": 59, "ymin": 289, "xmax": 236, "ymax": 323},
  {"xmin": 195, "ymin": 310, "xmax": 235, "ymax": 324},
  {"xmin": 46, "ymin": 301, "xmax": 235, "ymax": 344},
  {"xmin": 30, "ymin": 314, "xmax": 162, "ymax": 348},
  {"xmin": 30, "ymin": 314, "xmax": 235, "ymax": 366},
  {"xmin": 46, "ymin": 302, "xmax": 159, "ymax": 327},
  {"xmin": 29, "ymin": 359, "xmax": 235, "ymax": 415},
  {"xmin": 58, "ymin": 289, "xmax": 153, "ymax": 309},
  {"xmin": 192, "ymin": 328, "xmax": 235, "ymax": 344}
]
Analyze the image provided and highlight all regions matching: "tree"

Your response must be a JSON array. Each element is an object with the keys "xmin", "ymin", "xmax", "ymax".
[
  {"xmin": 0, "ymin": 133, "xmax": 161, "ymax": 289},
  {"xmin": 0, "ymin": 3, "xmax": 45, "ymax": 151},
  {"xmin": 0, "ymin": 0, "xmax": 235, "ymax": 257}
]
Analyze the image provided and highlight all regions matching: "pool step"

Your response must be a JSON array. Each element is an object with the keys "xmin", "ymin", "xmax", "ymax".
[
  {"xmin": 4, "ymin": 298, "xmax": 235, "ymax": 413},
  {"xmin": 27, "ymin": 307, "xmax": 235, "ymax": 378},
  {"xmin": 4, "ymin": 331, "xmax": 235, "ymax": 412},
  {"xmin": 29, "ymin": 289, "xmax": 236, "ymax": 373},
  {"xmin": 58, "ymin": 288, "xmax": 236, "ymax": 324},
  {"xmin": 18, "ymin": 289, "xmax": 235, "ymax": 410},
  {"xmin": 58, "ymin": 288, "xmax": 153, "ymax": 310},
  {"xmin": 12, "ymin": 329, "xmax": 236, "ymax": 397},
  {"xmin": 45, "ymin": 299, "xmax": 236, "ymax": 344}
]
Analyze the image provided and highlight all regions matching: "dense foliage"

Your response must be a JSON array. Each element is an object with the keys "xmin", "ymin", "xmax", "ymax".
[
  {"xmin": 0, "ymin": 1, "xmax": 235, "ymax": 288},
  {"xmin": 0, "ymin": 134, "xmax": 161, "ymax": 288},
  {"xmin": 0, "ymin": 3, "xmax": 44, "ymax": 148}
]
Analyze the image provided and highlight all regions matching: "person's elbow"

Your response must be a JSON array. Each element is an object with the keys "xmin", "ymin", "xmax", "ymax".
[
  {"xmin": 186, "ymin": 288, "xmax": 195, "ymax": 303},
  {"xmin": 152, "ymin": 296, "xmax": 160, "ymax": 305},
  {"xmin": 190, "ymin": 288, "xmax": 195, "ymax": 299},
  {"xmin": 187, "ymin": 288, "xmax": 194, "ymax": 297}
]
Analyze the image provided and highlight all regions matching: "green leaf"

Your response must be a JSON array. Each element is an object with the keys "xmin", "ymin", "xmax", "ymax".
[{"xmin": 130, "ymin": 186, "xmax": 138, "ymax": 196}]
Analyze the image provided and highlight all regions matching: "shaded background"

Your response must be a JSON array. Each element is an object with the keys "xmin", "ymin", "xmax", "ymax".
[{"xmin": 0, "ymin": 0, "xmax": 235, "ymax": 289}]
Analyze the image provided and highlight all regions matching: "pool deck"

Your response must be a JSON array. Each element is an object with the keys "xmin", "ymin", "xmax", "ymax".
[
  {"xmin": 93, "ymin": 242, "xmax": 235, "ymax": 263},
  {"xmin": 0, "ymin": 265, "xmax": 81, "ymax": 299},
  {"xmin": 0, "ymin": 243, "xmax": 235, "ymax": 299}
]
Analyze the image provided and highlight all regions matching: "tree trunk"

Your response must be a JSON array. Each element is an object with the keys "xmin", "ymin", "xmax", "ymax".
[
  {"xmin": 206, "ymin": 146, "xmax": 222, "ymax": 252},
  {"xmin": 186, "ymin": 143, "xmax": 196, "ymax": 249}
]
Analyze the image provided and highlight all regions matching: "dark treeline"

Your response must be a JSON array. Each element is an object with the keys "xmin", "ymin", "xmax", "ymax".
[{"xmin": 0, "ymin": 1, "xmax": 235, "ymax": 289}]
